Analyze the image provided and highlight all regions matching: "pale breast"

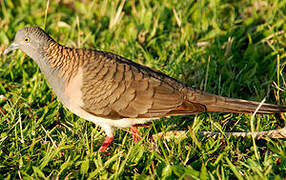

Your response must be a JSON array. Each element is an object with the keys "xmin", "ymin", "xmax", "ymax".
[{"xmin": 64, "ymin": 67, "xmax": 88, "ymax": 118}]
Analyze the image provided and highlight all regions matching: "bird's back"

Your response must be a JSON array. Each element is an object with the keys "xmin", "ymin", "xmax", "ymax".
[{"xmin": 44, "ymin": 42, "xmax": 203, "ymax": 119}]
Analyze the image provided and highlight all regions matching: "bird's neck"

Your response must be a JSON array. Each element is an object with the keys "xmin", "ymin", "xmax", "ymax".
[
  {"xmin": 32, "ymin": 42, "xmax": 82, "ymax": 102},
  {"xmin": 44, "ymin": 42, "xmax": 82, "ymax": 83}
]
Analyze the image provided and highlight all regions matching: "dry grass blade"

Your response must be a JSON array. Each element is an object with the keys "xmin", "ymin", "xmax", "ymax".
[{"xmin": 198, "ymin": 128, "xmax": 286, "ymax": 139}]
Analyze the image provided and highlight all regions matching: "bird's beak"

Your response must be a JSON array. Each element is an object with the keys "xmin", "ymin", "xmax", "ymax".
[{"xmin": 3, "ymin": 42, "xmax": 19, "ymax": 55}]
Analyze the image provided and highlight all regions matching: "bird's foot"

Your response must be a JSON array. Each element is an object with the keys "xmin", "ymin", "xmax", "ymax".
[
  {"xmin": 130, "ymin": 123, "xmax": 152, "ymax": 142},
  {"xmin": 130, "ymin": 126, "xmax": 141, "ymax": 142},
  {"xmin": 98, "ymin": 136, "xmax": 114, "ymax": 152}
]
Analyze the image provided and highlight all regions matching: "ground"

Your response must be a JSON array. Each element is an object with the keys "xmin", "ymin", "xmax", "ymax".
[{"xmin": 0, "ymin": 0, "xmax": 286, "ymax": 179}]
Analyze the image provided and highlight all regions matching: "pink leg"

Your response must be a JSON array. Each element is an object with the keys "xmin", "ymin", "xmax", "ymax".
[
  {"xmin": 130, "ymin": 123, "xmax": 152, "ymax": 142},
  {"xmin": 0, "ymin": 107, "xmax": 6, "ymax": 115},
  {"xmin": 130, "ymin": 126, "xmax": 141, "ymax": 142},
  {"xmin": 98, "ymin": 136, "xmax": 114, "ymax": 152}
]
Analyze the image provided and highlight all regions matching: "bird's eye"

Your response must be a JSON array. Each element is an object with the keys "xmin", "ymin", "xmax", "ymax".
[{"xmin": 24, "ymin": 37, "xmax": 30, "ymax": 43}]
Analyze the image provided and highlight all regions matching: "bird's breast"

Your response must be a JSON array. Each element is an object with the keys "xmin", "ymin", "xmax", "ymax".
[{"xmin": 62, "ymin": 66, "xmax": 88, "ymax": 118}]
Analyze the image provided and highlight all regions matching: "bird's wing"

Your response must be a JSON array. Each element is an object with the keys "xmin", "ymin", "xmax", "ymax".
[{"xmin": 81, "ymin": 51, "xmax": 205, "ymax": 119}]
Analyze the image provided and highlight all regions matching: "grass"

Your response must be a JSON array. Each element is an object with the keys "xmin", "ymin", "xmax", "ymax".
[{"xmin": 0, "ymin": 0, "xmax": 286, "ymax": 179}]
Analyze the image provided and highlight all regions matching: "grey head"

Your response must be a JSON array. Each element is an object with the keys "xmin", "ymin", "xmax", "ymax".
[
  {"xmin": 4, "ymin": 27, "xmax": 55, "ymax": 60},
  {"xmin": 4, "ymin": 27, "xmax": 66, "ymax": 99}
]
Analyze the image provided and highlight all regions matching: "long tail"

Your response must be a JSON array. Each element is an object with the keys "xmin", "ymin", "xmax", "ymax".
[{"xmin": 186, "ymin": 88, "xmax": 286, "ymax": 114}]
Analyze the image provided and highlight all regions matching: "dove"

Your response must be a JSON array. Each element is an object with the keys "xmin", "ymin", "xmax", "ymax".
[{"xmin": 4, "ymin": 27, "xmax": 286, "ymax": 151}]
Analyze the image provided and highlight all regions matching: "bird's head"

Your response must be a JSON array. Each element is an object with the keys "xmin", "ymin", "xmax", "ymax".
[{"xmin": 4, "ymin": 27, "xmax": 55, "ymax": 59}]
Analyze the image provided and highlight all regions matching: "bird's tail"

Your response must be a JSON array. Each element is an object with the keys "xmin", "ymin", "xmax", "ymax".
[{"xmin": 186, "ymin": 88, "xmax": 286, "ymax": 114}]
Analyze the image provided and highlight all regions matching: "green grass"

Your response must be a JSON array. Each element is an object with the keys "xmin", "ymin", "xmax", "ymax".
[{"xmin": 1, "ymin": 0, "xmax": 286, "ymax": 179}]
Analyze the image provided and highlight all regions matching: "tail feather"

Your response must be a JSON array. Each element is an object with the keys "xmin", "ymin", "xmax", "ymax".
[
  {"xmin": 206, "ymin": 97, "xmax": 286, "ymax": 114},
  {"xmin": 187, "ymin": 89, "xmax": 286, "ymax": 114}
]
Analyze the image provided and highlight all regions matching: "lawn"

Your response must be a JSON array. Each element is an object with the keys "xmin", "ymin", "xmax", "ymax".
[{"xmin": 0, "ymin": 0, "xmax": 286, "ymax": 179}]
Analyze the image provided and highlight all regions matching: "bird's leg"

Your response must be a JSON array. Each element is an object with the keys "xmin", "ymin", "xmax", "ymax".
[
  {"xmin": 98, "ymin": 136, "xmax": 114, "ymax": 152},
  {"xmin": 0, "ymin": 107, "xmax": 6, "ymax": 115},
  {"xmin": 98, "ymin": 123, "xmax": 151, "ymax": 151},
  {"xmin": 130, "ymin": 123, "xmax": 152, "ymax": 142},
  {"xmin": 130, "ymin": 126, "xmax": 141, "ymax": 142}
]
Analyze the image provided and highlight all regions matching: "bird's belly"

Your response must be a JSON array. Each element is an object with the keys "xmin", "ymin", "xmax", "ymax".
[{"xmin": 64, "ymin": 99, "xmax": 155, "ymax": 129}]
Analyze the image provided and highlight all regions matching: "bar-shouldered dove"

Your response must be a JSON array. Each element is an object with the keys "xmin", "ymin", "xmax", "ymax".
[{"xmin": 4, "ymin": 27, "xmax": 286, "ymax": 151}]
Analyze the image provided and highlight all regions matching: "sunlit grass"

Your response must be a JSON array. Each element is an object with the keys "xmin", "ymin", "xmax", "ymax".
[{"xmin": 0, "ymin": 0, "xmax": 286, "ymax": 179}]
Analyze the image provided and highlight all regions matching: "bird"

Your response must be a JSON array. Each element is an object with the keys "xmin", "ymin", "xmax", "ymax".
[{"xmin": 3, "ymin": 27, "xmax": 286, "ymax": 151}]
